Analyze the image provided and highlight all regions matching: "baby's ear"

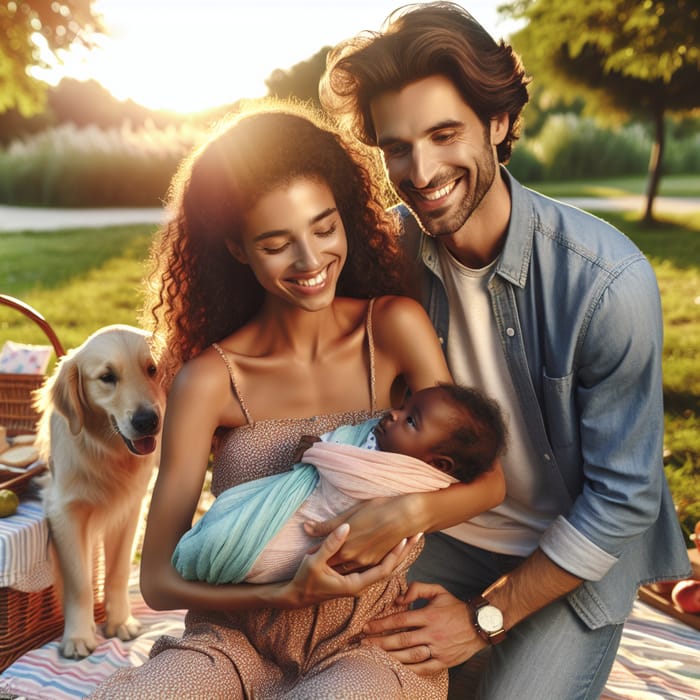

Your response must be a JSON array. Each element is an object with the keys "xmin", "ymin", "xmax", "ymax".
[{"xmin": 428, "ymin": 454, "xmax": 456, "ymax": 475}]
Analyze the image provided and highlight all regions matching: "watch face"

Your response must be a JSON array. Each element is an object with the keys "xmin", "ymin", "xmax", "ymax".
[{"xmin": 477, "ymin": 605, "xmax": 504, "ymax": 633}]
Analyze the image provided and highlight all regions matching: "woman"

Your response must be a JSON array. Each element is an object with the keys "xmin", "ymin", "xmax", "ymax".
[{"xmin": 90, "ymin": 101, "xmax": 504, "ymax": 699}]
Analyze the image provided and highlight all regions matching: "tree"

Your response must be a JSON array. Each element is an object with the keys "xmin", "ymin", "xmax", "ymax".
[
  {"xmin": 265, "ymin": 47, "xmax": 331, "ymax": 108},
  {"xmin": 0, "ymin": 0, "xmax": 103, "ymax": 117},
  {"xmin": 504, "ymin": 0, "xmax": 700, "ymax": 222}
]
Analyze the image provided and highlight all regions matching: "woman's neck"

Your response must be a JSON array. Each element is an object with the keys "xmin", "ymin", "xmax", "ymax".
[{"xmin": 249, "ymin": 298, "xmax": 354, "ymax": 362}]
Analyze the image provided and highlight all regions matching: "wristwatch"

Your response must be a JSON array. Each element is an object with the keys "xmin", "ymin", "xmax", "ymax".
[{"xmin": 467, "ymin": 596, "xmax": 506, "ymax": 645}]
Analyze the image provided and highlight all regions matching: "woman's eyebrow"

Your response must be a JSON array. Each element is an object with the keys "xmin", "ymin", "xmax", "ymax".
[{"xmin": 253, "ymin": 207, "xmax": 338, "ymax": 242}]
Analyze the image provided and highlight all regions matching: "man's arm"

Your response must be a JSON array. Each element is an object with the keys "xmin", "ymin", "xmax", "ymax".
[{"xmin": 361, "ymin": 548, "xmax": 581, "ymax": 673}]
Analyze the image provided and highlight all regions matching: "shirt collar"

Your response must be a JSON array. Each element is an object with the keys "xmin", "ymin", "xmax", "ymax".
[
  {"xmin": 494, "ymin": 167, "xmax": 533, "ymax": 290},
  {"xmin": 417, "ymin": 167, "xmax": 534, "ymax": 289}
]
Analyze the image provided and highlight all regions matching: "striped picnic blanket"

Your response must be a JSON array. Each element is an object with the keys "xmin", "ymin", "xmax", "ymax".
[{"xmin": 0, "ymin": 584, "xmax": 698, "ymax": 699}]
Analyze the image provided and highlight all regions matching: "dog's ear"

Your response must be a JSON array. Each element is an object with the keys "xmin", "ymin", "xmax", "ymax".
[{"xmin": 50, "ymin": 356, "xmax": 85, "ymax": 435}]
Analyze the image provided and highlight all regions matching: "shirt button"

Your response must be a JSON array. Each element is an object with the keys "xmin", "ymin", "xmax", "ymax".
[
  {"xmin": 544, "ymin": 453, "xmax": 551, "ymax": 461},
  {"xmin": 506, "ymin": 327, "xmax": 515, "ymax": 337}
]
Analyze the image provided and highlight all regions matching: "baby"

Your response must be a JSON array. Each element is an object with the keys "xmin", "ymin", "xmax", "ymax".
[{"xmin": 173, "ymin": 383, "xmax": 506, "ymax": 584}]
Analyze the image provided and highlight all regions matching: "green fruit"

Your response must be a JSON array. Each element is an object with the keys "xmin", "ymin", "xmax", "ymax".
[{"xmin": 0, "ymin": 489, "xmax": 19, "ymax": 517}]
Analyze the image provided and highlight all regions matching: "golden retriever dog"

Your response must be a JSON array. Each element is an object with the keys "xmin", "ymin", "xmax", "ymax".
[{"xmin": 34, "ymin": 325, "xmax": 165, "ymax": 659}]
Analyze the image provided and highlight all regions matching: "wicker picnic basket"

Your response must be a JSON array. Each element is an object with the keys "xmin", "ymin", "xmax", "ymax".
[
  {"xmin": 0, "ymin": 294, "xmax": 105, "ymax": 671},
  {"xmin": 0, "ymin": 293, "xmax": 65, "ymax": 437}
]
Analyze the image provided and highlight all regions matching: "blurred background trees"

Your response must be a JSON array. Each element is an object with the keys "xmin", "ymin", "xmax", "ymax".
[
  {"xmin": 0, "ymin": 0, "xmax": 103, "ymax": 116},
  {"xmin": 505, "ymin": 0, "xmax": 700, "ymax": 222},
  {"xmin": 0, "ymin": 0, "xmax": 698, "ymax": 210}
]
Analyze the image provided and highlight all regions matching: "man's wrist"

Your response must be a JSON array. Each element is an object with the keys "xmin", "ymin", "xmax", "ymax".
[{"xmin": 466, "ymin": 595, "xmax": 506, "ymax": 645}]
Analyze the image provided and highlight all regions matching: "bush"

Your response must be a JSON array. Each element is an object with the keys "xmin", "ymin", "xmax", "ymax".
[
  {"xmin": 533, "ymin": 114, "xmax": 650, "ymax": 180},
  {"xmin": 507, "ymin": 142, "xmax": 545, "ymax": 182},
  {"xmin": 0, "ymin": 121, "xmax": 207, "ymax": 207},
  {"xmin": 664, "ymin": 130, "xmax": 700, "ymax": 175}
]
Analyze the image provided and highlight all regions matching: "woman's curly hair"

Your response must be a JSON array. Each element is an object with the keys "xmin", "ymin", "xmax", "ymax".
[{"xmin": 142, "ymin": 99, "xmax": 411, "ymax": 386}]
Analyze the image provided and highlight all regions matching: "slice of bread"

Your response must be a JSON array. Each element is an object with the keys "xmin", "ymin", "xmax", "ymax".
[{"xmin": 1, "ymin": 445, "xmax": 39, "ymax": 468}]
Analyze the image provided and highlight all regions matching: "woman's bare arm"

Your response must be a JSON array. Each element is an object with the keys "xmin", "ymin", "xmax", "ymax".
[{"xmin": 140, "ymin": 352, "xmax": 412, "ymax": 611}]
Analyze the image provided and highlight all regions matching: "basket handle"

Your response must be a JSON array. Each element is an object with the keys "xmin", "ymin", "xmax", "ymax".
[{"xmin": 0, "ymin": 294, "xmax": 65, "ymax": 359}]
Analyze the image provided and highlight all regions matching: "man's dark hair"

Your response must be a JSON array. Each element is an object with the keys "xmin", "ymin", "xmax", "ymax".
[
  {"xmin": 436, "ymin": 382, "xmax": 507, "ymax": 483},
  {"xmin": 321, "ymin": 1, "xmax": 530, "ymax": 163}
]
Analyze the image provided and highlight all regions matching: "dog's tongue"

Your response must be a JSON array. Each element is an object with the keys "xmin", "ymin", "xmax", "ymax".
[{"xmin": 133, "ymin": 436, "xmax": 157, "ymax": 455}]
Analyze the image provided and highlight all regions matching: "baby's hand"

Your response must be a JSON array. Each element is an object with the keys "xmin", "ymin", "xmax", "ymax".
[{"xmin": 293, "ymin": 435, "xmax": 321, "ymax": 462}]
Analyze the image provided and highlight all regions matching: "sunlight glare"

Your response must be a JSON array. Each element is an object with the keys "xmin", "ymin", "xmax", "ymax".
[{"xmin": 30, "ymin": 0, "xmax": 518, "ymax": 114}]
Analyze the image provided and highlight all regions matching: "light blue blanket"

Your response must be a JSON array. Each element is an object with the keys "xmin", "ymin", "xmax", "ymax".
[{"xmin": 172, "ymin": 418, "xmax": 379, "ymax": 584}]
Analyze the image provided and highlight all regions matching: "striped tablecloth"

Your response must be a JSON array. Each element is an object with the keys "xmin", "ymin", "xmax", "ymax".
[{"xmin": 0, "ymin": 499, "xmax": 53, "ymax": 592}]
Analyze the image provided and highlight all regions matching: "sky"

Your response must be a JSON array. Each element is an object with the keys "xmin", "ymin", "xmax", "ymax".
[{"xmin": 32, "ymin": 0, "xmax": 522, "ymax": 114}]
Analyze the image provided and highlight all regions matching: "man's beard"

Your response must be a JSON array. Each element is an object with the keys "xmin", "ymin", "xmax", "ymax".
[{"xmin": 401, "ymin": 146, "xmax": 497, "ymax": 239}]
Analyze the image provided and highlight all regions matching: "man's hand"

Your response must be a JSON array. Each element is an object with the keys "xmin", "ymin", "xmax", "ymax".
[{"xmin": 361, "ymin": 582, "xmax": 485, "ymax": 675}]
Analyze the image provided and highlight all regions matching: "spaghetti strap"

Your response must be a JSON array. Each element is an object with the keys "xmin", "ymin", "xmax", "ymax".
[
  {"xmin": 212, "ymin": 343, "xmax": 253, "ymax": 425},
  {"xmin": 366, "ymin": 298, "xmax": 377, "ymax": 413}
]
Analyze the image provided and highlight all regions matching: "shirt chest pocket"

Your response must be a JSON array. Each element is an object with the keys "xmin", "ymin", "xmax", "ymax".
[{"xmin": 541, "ymin": 370, "xmax": 579, "ymax": 450}]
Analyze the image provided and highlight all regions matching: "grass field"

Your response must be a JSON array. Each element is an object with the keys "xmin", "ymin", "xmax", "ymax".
[{"xmin": 1, "ymin": 186, "xmax": 698, "ymax": 539}]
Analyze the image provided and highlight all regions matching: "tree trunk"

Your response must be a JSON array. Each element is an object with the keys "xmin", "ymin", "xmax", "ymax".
[{"xmin": 644, "ymin": 104, "xmax": 665, "ymax": 225}]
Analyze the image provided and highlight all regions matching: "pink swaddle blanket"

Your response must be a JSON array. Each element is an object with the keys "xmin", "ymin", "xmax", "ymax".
[{"xmin": 246, "ymin": 441, "xmax": 457, "ymax": 582}]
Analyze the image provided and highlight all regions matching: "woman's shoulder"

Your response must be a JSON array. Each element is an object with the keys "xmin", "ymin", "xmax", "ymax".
[
  {"xmin": 335, "ymin": 295, "xmax": 426, "ymax": 320},
  {"xmin": 370, "ymin": 295, "xmax": 430, "ymax": 328},
  {"xmin": 170, "ymin": 344, "xmax": 231, "ymax": 399}
]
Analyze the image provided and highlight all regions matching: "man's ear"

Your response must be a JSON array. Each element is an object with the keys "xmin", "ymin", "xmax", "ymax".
[
  {"xmin": 225, "ymin": 239, "xmax": 248, "ymax": 264},
  {"xmin": 428, "ymin": 454, "xmax": 456, "ymax": 475},
  {"xmin": 490, "ymin": 113, "xmax": 509, "ymax": 146}
]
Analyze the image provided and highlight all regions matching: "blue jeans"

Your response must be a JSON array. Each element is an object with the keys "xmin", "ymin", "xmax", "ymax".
[{"xmin": 408, "ymin": 532, "xmax": 624, "ymax": 700}]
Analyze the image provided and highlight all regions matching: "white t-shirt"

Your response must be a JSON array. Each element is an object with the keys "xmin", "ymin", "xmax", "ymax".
[{"xmin": 438, "ymin": 244, "xmax": 563, "ymax": 556}]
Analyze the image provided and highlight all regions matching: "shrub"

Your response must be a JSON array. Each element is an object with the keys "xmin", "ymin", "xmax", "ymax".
[
  {"xmin": 0, "ymin": 121, "xmax": 207, "ymax": 207},
  {"xmin": 532, "ymin": 114, "xmax": 650, "ymax": 180},
  {"xmin": 507, "ymin": 142, "xmax": 545, "ymax": 182}
]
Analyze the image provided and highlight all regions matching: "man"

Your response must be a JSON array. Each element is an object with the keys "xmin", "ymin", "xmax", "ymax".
[{"xmin": 319, "ymin": 3, "xmax": 690, "ymax": 698}]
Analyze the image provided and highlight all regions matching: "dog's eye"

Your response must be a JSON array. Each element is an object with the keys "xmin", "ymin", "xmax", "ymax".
[
  {"xmin": 147, "ymin": 363, "xmax": 157, "ymax": 377},
  {"xmin": 99, "ymin": 371, "xmax": 117, "ymax": 384}
]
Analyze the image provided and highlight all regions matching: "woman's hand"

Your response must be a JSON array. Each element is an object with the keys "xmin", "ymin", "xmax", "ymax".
[
  {"xmin": 304, "ymin": 496, "xmax": 415, "ymax": 570},
  {"xmin": 280, "ymin": 523, "xmax": 417, "ymax": 607}
]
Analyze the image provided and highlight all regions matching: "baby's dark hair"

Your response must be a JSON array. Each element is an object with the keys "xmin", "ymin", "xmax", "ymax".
[{"xmin": 435, "ymin": 383, "xmax": 507, "ymax": 483}]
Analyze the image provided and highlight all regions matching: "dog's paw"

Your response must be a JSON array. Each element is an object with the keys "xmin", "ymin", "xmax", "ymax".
[
  {"xmin": 105, "ymin": 614, "xmax": 142, "ymax": 641},
  {"xmin": 60, "ymin": 634, "xmax": 98, "ymax": 659}
]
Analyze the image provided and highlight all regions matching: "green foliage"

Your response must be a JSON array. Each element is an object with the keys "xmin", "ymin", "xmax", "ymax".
[
  {"xmin": 0, "ymin": 121, "xmax": 207, "ymax": 206},
  {"xmin": 265, "ymin": 47, "xmax": 331, "ymax": 109},
  {"xmin": 509, "ymin": 114, "xmax": 700, "ymax": 182},
  {"xmin": 508, "ymin": 0, "xmax": 700, "ymax": 117},
  {"xmin": 0, "ymin": 1, "xmax": 103, "ymax": 116},
  {"xmin": 507, "ymin": 140, "xmax": 545, "ymax": 181},
  {"xmin": 504, "ymin": 0, "xmax": 700, "ymax": 220}
]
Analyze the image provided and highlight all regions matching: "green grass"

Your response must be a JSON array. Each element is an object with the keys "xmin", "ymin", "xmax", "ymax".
[
  {"xmin": 1, "ymin": 201, "xmax": 698, "ymax": 540},
  {"xmin": 0, "ymin": 224, "xmax": 155, "ymax": 353},
  {"xmin": 534, "ymin": 174, "xmax": 700, "ymax": 199}
]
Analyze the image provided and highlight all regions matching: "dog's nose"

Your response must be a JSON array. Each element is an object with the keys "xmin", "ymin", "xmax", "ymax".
[{"xmin": 131, "ymin": 407, "xmax": 159, "ymax": 435}]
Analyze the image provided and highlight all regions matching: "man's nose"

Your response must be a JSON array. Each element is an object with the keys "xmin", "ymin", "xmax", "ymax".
[{"xmin": 409, "ymin": 143, "xmax": 438, "ymax": 189}]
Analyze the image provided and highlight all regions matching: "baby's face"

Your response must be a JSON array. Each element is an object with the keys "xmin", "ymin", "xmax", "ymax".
[{"xmin": 375, "ymin": 387, "xmax": 457, "ymax": 462}]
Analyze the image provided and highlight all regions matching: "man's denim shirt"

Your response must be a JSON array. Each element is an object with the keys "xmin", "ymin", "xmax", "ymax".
[{"xmin": 400, "ymin": 168, "xmax": 690, "ymax": 627}]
